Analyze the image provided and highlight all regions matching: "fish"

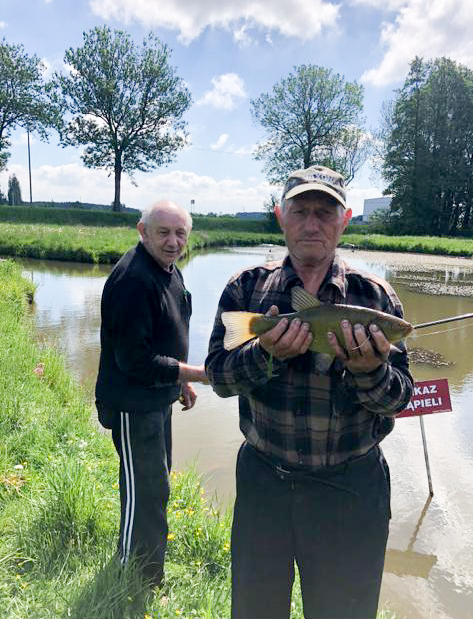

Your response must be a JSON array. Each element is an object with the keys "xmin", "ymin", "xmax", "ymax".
[{"xmin": 221, "ymin": 286, "xmax": 413, "ymax": 355}]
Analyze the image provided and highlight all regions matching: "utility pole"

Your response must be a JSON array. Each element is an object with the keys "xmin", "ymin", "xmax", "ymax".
[{"xmin": 27, "ymin": 127, "xmax": 33, "ymax": 204}]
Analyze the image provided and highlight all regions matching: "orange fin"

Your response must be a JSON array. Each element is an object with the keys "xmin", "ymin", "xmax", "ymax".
[{"xmin": 221, "ymin": 311, "xmax": 263, "ymax": 350}]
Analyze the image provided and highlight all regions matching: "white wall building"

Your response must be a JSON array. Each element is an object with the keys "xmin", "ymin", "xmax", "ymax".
[{"xmin": 362, "ymin": 197, "xmax": 391, "ymax": 222}]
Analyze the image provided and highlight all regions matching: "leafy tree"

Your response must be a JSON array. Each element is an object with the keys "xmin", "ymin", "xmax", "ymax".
[
  {"xmin": 382, "ymin": 57, "xmax": 473, "ymax": 235},
  {"xmin": 7, "ymin": 173, "xmax": 22, "ymax": 205},
  {"xmin": 0, "ymin": 39, "xmax": 58, "ymax": 171},
  {"xmin": 52, "ymin": 27, "xmax": 192, "ymax": 211},
  {"xmin": 251, "ymin": 65, "xmax": 366, "ymax": 185},
  {"xmin": 263, "ymin": 192, "xmax": 280, "ymax": 232}
]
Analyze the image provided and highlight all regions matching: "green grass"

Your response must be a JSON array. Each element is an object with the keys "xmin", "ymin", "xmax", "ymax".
[
  {"xmin": 0, "ymin": 218, "xmax": 472, "ymax": 266},
  {"xmin": 0, "ymin": 221, "xmax": 285, "ymax": 263},
  {"xmin": 342, "ymin": 232, "xmax": 473, "ymax": 256}
]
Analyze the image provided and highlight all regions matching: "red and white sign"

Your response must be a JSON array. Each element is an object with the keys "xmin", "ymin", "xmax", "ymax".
[{"xmin": 398, "ymin": 378, "xmax": 452, "ymax": 418}]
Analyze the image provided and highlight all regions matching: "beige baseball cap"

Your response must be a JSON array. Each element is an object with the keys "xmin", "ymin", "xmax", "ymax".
[{"xmin": 282, "ymin": 165, "xmax": 346, "ymax": 208}]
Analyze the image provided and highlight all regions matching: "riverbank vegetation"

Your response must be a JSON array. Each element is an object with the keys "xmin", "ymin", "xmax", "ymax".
[
  {"xmin": 0, "ymin": 215, "xmax": 473, "ymax": 265},
  {"xmin": 0, "ymin": 258, "xmax": 231, "ymax": 618}
]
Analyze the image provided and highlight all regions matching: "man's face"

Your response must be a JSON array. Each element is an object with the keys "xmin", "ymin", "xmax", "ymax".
[
  {"xmin": 139, "ymin": 209, "xmax": 190, "ymax": 270},
  {"xmin": 278, "ymin": 192, "xmax": 351, "ymax": 266}
]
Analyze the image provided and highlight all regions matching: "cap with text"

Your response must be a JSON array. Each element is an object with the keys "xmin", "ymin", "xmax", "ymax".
[{"xmin": 282, "ymin": 165, "xmax": 346, "ymax": 208}]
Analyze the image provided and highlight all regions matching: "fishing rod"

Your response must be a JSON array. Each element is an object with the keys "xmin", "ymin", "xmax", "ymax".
[{"xmin": 413, "ymin": 312, "xmax": 473, "ymax": 330}]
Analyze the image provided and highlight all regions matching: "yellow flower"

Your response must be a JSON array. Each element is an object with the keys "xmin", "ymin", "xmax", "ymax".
[
  {"xmin": 175, "ymin": 610, "xmax": 182, "ymax": 616},
  {"xmin": 167, "ymin": 532, "xmax": 175, "ymax": 541},
  {"xmin": 223, "ymin": 542, "xmax": 230, "ymax": 552}
]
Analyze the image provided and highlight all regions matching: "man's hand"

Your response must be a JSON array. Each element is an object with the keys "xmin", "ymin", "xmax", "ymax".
[
  {"xmin": 259, "ymin": 305, "xmax": 313, "ymax": 361},
  {"xmin": 179, "ymin": 382, "xmax": 197, "ymax": 411},
  {"xmin": 327, "ymin": 321, "xmax": 391, "ymax": 374}
]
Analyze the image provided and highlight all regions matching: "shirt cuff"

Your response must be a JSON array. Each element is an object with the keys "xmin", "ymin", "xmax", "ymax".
[
  {"xmin": 344, "ymin": 363, "xmax": 388, "ymax": 392},
  {"xmin": 153, "ymin": 356, "xmax": 180, "ymax": 385}
]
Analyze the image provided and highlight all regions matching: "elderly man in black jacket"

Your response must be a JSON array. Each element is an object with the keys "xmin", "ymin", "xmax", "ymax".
[{"xmin": 96, "ymin": 200, "xmax": 206, "ymax": 586}]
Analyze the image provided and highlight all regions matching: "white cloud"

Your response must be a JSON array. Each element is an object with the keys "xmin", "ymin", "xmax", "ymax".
[
  {"xmin": 0, "ymin": 21, "xmax": 7, "ymax": 29},
  {"xmin": 211, "ymin": 134, "xmax": 229, "ymax": 150},
  {"xmin": 361, "ymin": 0, "xmax": 473, "ymax": 86},
  {"xmin": 0, "ymin": 164, "xmax": 272, "ymax": 215},
  {"xmin": 197, "ymin": 73, "xmax": 247, "ymax": 110},
  {"xmin": 89, "ymin": 0, "xmax": 340, "ymax": 44}
]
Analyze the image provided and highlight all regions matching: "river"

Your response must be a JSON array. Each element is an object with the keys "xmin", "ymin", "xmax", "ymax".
[{"xmin": 20, "ymin": 246, "xmax": 473, "ymax": 619}]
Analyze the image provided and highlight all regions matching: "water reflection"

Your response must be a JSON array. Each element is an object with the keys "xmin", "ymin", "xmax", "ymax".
[{"xmin": 18, "ymin": 247, "xmax": 473, "ymax": 619}]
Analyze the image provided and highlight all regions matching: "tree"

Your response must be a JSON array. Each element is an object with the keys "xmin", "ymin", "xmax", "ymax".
[
  {"xmin": 382, "ymin": 57, "xmax": 473, "ymax": 235},
  {"xmin": 52, "ymin": 27, "xmax": 192, "ymax": 211},
  {"xmin": 251, "ymin": 65, "xmax": 366, "ymax": 185},
  {"xmin": 7, "ymin": 174, "xmax": 22, "ymax": 205},
  {"xmin": 0, "ymin": 39, "xmax": 58, "ymax": 172}
]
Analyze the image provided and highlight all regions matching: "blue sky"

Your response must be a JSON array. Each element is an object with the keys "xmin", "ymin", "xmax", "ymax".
[{"xmin": 1, "ymin": 0, "xmax": 472, "ymax": 216}]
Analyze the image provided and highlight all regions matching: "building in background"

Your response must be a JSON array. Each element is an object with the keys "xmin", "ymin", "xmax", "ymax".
[{"xmin": 362, "ymin": 197, "xmax": 391, "ymax": 222}]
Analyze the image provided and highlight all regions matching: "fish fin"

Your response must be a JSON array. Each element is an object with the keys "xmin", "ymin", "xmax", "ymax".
[
  {"xmin": 291, "ymin": 286, "xmax": 321, "ymax": 312},
  {"xmin": 222, "ymin": 311, "xmax": 262, "ymax": 350}
]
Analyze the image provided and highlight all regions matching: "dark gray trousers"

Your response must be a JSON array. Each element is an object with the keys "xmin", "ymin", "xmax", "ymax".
[
  {"xmin": 111, "ymin": 407, "xmax": 172, "ymax": 584},
  {"xmin": 231, "ymin": 442, "xmax": 391, "ymax": 619}
]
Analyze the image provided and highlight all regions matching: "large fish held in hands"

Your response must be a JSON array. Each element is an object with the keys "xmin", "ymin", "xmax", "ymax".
[{"xmin": 221, "ymin": 286, "xmax": 413, "ymax": 355}]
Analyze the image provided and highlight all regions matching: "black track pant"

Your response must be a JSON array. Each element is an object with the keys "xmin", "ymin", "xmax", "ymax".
[
  {"xmin": 231, "ymin": 442, "xmax": 391, "ymax": 619},
  {"xmin": 111, "ymin": 407, "xmax": 172, "ymax": 584}
]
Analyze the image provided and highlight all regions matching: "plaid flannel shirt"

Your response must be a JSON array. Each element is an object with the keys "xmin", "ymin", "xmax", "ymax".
[{"xmin": 206, "ymin": 253, "xmax": 414, "ymax": 468}]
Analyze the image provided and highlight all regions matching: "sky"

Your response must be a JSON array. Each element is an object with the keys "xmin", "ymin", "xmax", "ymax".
[{"xmin": 1, "ymin": 0, "xmax": 473, "ymax": 217}]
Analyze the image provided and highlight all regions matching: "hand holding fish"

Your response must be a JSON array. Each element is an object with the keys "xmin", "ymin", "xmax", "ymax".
[
  {"xmin": 327, "ymin": 321, "xmax": 391, "ymax": 374},
  {"xmin": 259, "ymin": 305, "xmax": 313, "ymax": 360}
]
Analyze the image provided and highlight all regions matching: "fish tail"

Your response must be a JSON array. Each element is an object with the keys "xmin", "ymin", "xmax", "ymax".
[{"xmin": 222, "ymin": 311, "xmax": 263, "ymax": 350}]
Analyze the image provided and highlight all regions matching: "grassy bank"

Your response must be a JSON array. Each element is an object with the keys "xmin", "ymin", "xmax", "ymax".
[
  {"xmin": 0, "ymin": 222, "xmax": 285, "ymax": 263},
  {"xmin": 342, "ymin": 233, "xmax": 473, "ymax": 256},
  {"xmin": 0, "ymin": 218, "xmax": 472, "ymax": 265},
  {"xmin": 0, "ymin": 258, "xmax": 236, "ymax": 618}
]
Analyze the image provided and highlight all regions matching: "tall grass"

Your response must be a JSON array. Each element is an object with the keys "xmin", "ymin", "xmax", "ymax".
[
  {"xmin": 0, "ymin": 221, "xmax": 284, "ymax": 263},
  {"xmin": 343, "ymin": 232, "xmax": 473, "ymax": 256}
]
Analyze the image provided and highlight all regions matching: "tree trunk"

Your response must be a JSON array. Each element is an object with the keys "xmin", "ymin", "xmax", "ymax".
[{"xmin": 113, "ymin": 152, "xmax": 122, "ymax": 211}]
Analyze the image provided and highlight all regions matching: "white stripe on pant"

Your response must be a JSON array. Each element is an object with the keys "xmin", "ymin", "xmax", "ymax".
[{"xmin": 120, "ymin": 411, "xmax": 135, "ymax": 564}]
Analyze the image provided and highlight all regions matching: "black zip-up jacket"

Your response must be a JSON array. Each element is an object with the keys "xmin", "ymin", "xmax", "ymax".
[{"xmin": 95, "ymin": 242, "xmax": 191, "ymax": 415}]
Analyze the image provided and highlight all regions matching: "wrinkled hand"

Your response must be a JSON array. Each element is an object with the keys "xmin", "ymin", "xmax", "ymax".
[
  {"xmin": 180, "ymin": 382, "xmax": 197, "ymax": 411},
  {"xmin": 259, "ymin": 305, "xmax": 313, "ymax": 361},
  {"xmin": 327, "ymin": 321, "xmax": 390, "ymax": 374}
]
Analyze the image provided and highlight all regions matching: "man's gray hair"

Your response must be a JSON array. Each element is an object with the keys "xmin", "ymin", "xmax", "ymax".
[{"xmin": 139, "ymin": 201, "xmax": 193, "ymax": 230}]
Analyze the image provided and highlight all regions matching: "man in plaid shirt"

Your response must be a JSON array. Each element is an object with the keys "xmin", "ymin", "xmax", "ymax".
[{"xmin": 206, "ymin": 165, "xmax": 413, "ymax": 619}]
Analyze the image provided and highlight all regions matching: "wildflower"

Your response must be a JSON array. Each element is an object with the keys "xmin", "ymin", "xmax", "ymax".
[
  {"xmin": 33, "ymin": 362, "xmax": 44, "ymax": 376},
  {"xmin": 13, "ymin": 464, "xmax": 24, "ymax": 471},
  {"xmin": 167, "ymin": 533, "xmax": 175, "ymax": 541},
  {"xmin": 112, "ymin": 482, "xmax": 119, "ymax": 489},
  {"xmin": 223, "ymin": 542, "xmax": 230, "ymax": 552},
  {"xmin": 175, "ymin": 610, "xmax": 182, "ymax": 616}
]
